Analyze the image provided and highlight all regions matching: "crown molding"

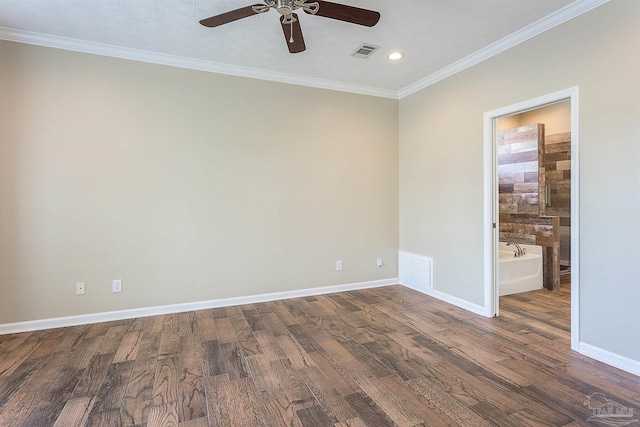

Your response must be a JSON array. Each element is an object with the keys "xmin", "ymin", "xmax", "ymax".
[
  {"xmin": 397, "ymin": 0, "xmax": 609, "ymax": 99},
  {"xmin": 0, "ymin": 0, "xmax": 607, "ymax": 100},
  {"xmin": 0, "ymin": 27, "xmax": 398, "ymax": 100}
]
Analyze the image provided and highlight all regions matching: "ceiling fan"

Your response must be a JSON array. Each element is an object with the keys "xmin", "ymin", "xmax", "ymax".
[{"xmin": 199, "ymin": 0, "xmax": 380, "ymax": 54}]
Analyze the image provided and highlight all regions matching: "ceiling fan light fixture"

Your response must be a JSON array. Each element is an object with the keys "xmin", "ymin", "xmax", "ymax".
[
  {"xmin": 276, "ymin": 6, "xmax": 293, "ymax": 15},
  {"xmin": 388, "ymin": 51, "xmax": 404, "ymax": 61}
]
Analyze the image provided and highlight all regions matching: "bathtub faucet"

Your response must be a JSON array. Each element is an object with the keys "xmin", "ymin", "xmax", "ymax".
[{"xmin": 506, "ymin": 241, "xmax": 526, "ymax": 257}]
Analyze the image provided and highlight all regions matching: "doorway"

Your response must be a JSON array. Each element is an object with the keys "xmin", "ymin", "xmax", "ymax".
[{"xmin": 483, "ymin": 87, "xmax": 580, "ymax": 351}]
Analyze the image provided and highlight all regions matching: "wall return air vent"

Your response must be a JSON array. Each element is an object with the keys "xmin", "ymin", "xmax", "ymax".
[{"xmin": 351, "ymin": 43, "xmax": 380, "ymax": 59}]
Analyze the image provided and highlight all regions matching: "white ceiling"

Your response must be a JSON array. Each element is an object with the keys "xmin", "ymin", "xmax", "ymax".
[{"xmin": 0, "ymin": 0, "xmax": 605, "ymax": 98}]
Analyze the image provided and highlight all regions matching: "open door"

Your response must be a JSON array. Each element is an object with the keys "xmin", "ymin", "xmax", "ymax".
[{"xmin": 483, "ymin": 86, "xmax": 579, "ymax": 350}]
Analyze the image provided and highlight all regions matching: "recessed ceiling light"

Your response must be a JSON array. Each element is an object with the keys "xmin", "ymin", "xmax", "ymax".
[{"xmin": 388, "ymin": 51, "xmax": 404, "ymax": 61}]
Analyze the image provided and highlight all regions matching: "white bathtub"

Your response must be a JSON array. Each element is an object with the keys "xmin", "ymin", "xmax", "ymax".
[{"xmin": 499, "ymin": 242, "xmax": 543, "ymax": 296}]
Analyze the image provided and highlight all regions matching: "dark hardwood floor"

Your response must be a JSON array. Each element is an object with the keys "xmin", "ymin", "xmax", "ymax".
[{"xmin": 1, "ymin": 284, "xmax": 638, "ymax": 426}]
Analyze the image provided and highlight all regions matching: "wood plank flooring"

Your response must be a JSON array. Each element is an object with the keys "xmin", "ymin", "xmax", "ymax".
[{"xmin": 1, "ymin": 284, "xmax": 639, "ymax": 426}]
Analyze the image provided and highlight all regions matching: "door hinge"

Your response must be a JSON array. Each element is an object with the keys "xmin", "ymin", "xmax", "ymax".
[{"xmin": 493, "ymin": 222, "xmax": 496, "ymax": 229}]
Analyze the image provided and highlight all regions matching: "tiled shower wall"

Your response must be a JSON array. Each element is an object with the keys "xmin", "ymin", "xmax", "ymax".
[
  {"xmin": 498, "ymin": 101, "xmax": 571, "ymax": 267},
  {"xmin": 498, "ymin": 123, "xmax": 545, "ymax": 244},
  {"xmin": 544, "ymin": 132, "xmax": 571, "ymax": 265}
]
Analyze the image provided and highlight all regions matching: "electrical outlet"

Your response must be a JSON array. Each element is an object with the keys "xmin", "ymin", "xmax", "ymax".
[
  {"xmin": 336, "ymin": 260, "xmax": 343, "ymax": 271},
  {"xmin": 76, "ymin": 282, "xmax": 85, "ymax": 295},
  {"xmin": 377, "ymin": 258, "xmax": 383, "ymax": 267},
  {"xmin": 112, "ymin": 279, "xmax": 122, "ymax": 293}
]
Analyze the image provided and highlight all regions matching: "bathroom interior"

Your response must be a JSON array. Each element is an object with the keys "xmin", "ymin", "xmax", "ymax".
[{"xmin": 497, "ymin": 101, "xmax": 571, "ymax": 297}]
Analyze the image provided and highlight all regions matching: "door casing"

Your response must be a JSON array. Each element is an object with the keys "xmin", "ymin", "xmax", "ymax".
[{"xmin": 482, "ymin": 87, "xmax": 580, "ymax": 351}]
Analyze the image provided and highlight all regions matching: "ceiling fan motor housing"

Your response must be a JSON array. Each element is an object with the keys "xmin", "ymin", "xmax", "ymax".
[{"xmin": 275, "ymin": 0, "xmax": 294, "ymax": 15}]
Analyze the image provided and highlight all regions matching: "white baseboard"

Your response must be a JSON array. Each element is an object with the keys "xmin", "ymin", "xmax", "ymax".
[
  {"xmin": 402, "ymin": 284, "xmax": 640, "ymax": 377},
  {"xmin": 402, "ymin": 282, "xmax": 489, "ymax": 317},
  {"xmin": 579, "ymin": 342, "xmax": 640, "ymax": 377},
  {"xmin": 0, "ymin": 278, "xmax": 399, "ymax": 335}
]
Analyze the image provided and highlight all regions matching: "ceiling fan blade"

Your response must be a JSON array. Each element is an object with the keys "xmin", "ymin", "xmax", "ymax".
[
  {"xmin": 280, "ymin": 13, "xmax": 306, "ymax": 54},
  {"xmin": 200, "ymin": 4, "xmax": 265, "ymax": 28},
  {"xmin": 307, "ymin": 0, "xmax": 380, "ymax": 27}
]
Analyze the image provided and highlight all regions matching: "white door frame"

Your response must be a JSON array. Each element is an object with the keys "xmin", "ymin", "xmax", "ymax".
[{"xmin": 483, "ymin": 87, "xmax": 580, "ymax": 351}]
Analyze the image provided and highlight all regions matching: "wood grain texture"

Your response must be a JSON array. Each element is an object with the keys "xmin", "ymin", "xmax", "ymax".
[
  {"xmin": 545, "ymin": 132, "xmax": 572, "ymax": 265},
  {"xmin": 151, "ymin": 356, "xmax": 179, "ymax": 407},
  {"xmin": 203, "ymin": 374, "xmax": 232, "ymax": 427},
  {"xmin": 120, "ymin": 355, "xmax": 156, "ymax": 426},
  {"xmin": 178, "ymin": 335, "xmax": 207, "ymax": 422},
  {"xmin": 344, "ymin": 391, "xmax": 395, "ymax": 427},
  {"xmin": 52, "ymin": 396, "xmax": 97, "ymax": 427},
  {"xmin": 498, "ymin": 124, "xmax": 566, "ymax": 291},
  {"xmin": 148, "ymin": 402, "xmax": 179, "ymax": 427},
  {"xmin": 497, "ymin": 124, "xmax": 544, "ymax": 215},
  {"xmin": 263, "ymin": 395, "xmax": 304, "ymax": 427},
  {"xmin": 1, "ymin": 284, "xmax": 638, "ymax": 426}
]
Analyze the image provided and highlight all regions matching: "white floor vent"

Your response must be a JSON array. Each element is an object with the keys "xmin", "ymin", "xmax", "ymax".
[{"xmin": 399, "ymin": 251, "xmax": 433, "ymax": 292}]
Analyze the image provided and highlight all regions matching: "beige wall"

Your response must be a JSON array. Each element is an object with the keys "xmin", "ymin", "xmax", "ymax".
[
  {"xmin": 0, "ymin": 41, "xmax": 399, "ymax": 323},
  {"xmin": 400, "ymin": 0, "xmax": 640, "ymax": 361},
  {"xmin": 1, "ymin": 0, "xmax": 638, "ymax": 368}
]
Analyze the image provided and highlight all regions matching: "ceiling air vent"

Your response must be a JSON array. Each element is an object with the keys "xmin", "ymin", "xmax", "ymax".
[{"xmin": 351, "ymin": 43, "xmax": 380, "ymax": 59}]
